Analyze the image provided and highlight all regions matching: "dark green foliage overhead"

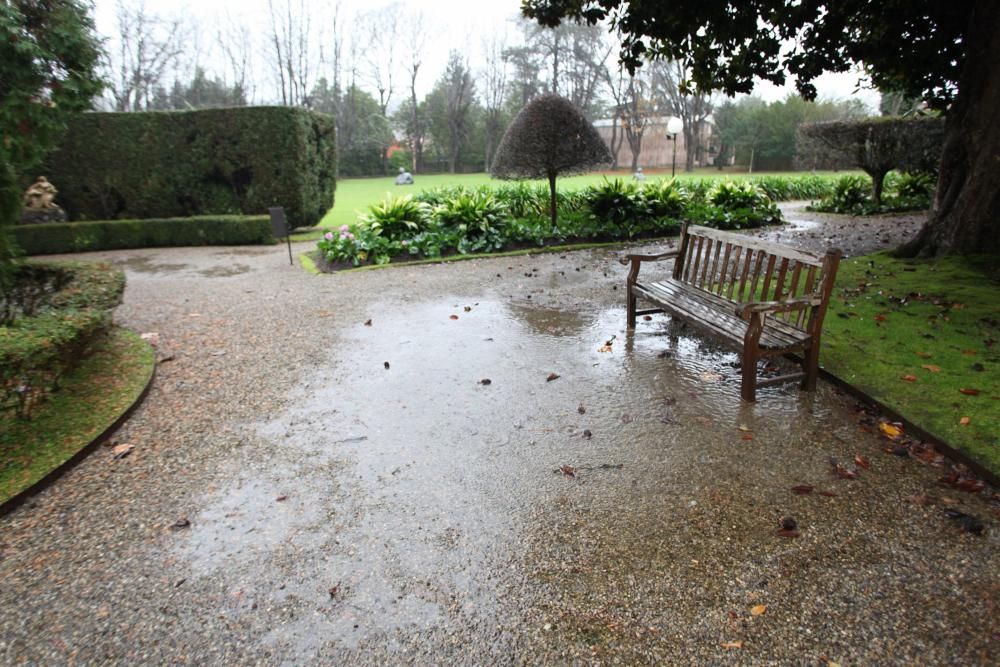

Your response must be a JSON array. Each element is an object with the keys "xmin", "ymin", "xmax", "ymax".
[
  {"xmin": 522, "ymin": 1, "xmax": 969, "ymax": 109},
  {"xmin": 13, "ymin": 215, "xmax": 273, "ymax": 256},
  {"xmin": 44, "ymin": 107, "xmax": 336, "ymax": 229},
  {"xmin": 0, "ymin": 0, "xmax": 104, "ymax": 291},
  {"xmin": 492, "ymin": 94, "xmax": 611, "ymax": 180}
]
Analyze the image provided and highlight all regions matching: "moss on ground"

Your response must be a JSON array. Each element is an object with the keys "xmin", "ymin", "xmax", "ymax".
[
  {"xmin": 822, "ymin": 253, "xmax": 1000, "ymax": 474},
  {"xmin": 0, "ymin": 327, "xmax": 154, "ymax": 504}
]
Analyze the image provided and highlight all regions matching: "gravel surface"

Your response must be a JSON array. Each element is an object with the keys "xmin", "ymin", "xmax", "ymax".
[{"xmin": 1, "ymin": 206, "xmax": 997, "ymax": 665}]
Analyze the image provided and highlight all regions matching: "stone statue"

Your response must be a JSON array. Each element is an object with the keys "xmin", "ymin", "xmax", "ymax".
[
  {"xmin": 19, "ymin": 176, "xmax": 67, "ymax": 225},
  {"xmin": 395, "ymin": 167, "xmax": 414, "ymax": 185},
  {"xmin": 23, "ymin": 176, "xmax": 59, "ymax": 209},
  {"xmin": 633, "ymin": 166, "xmax": 646, "ymax": 181}
]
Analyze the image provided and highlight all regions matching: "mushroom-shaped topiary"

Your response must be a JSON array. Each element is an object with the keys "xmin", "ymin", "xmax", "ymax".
[{"xmin": 491, "ymin": 93, "xmax": 611, "ymax": 227}]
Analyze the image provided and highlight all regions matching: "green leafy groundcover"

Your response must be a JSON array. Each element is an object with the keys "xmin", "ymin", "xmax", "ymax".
[
  {"xmin": 0, "ymin": 327, "xmax": 154, "ymax": 504},
  {"xmin": 822, "ymin": 253, "xmax": 1000, "ymax": 474},
  {"xmin": 14, "ymin": 215, "xmax": 273, "ymax": 255},
  {"xmin": 315, "ymin": 178, "xmax": 789, "ymax": 269}
]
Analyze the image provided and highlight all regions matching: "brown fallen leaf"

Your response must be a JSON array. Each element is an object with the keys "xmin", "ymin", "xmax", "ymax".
[
  {"xmin": 546, "ymin": 373, "xmax": 560, "ymax": 382},
  {"xmin": 479, "ymin": 378, "xmax": 492, "ymax": 385},
  {"xmin": 940, "ymin": 473, "xmax": 985, "ymax": 493},
  {"xmin": 901, "ymin": 374, "xmax": 918, "ymax": 382},
  {"xmin": 383, "ymin": 361, "xmax": 390, "ymax": 369},
  {"xmin": 831, "ymin": 460, "xmax": 860, "ymax": 479},
  {"xmin": 776, "ymin": 528, "xmax": 801, "ymax": 538},
  {"xmin": 275, "ymin": 495, "xmax": 288, "ymax": 502},
  {"xmin": 874, "ymin": 314, "xmax": 887, "ymax": 322},
  {"xmin": 364, "ymin": 319, "xmax": 372, "ymax": 326},
  {"xmin": 791, "ymin": 485, "xmax": 814, "ymax": 495},
  {"xmin": 721, "ymin": 641, "xmax": 743, "ymax": 649},
  {"xmin": 464, "ymin": 306, "xmax": 472, "ymax": 312},
  {"xmin": 921, "ymin": 364, "xmax": 941, "ymax": 373},
  {"xmin": 598, "ymin": 343, "xmax": 613, "ymax": 353},
  {"xmin": 906, "ymin": 494, "xmax": 933, "ymax": 506},
  {"xmin": 958, "ymin": 388, "xmax": 980, "ymax": 396},
  {"xmin": 915, "ymin": 351, "xmax": 932, "ymax": 359},
  {"xmin": 741, "ymin": 433, "xmax": 754, "ymax": 441},
  {"xmin": 558, "ymin": 465, "xmax": 576, "ymax": 478},
  {"xmin": 449, "ymin": 315, "xmax": 459, "ymax": 320},
  {"xmin": 854, "ymin": 455, "xmax": 871, "ymax": 470},
  {"xmin": 577, "ymin": 404, "xmax": 586, "ymax": 414},
  {"xmin": 111, "ymin": 443, "xmax": 134, "ymax": 459},
  {"xmin": 817, "ymin": 490, "xmax": 839, "ymax": 497},
  {"xmin": 959, "ymin": 416, "xmax": 971, "ymax": 426},
  {"xmin": 171, "ymin": 517, "xmax": 191, "ymax": 530},
  {"xmin": 643, "ymin": 315, "xmax": 653, "ymax": 321},
  {"xmin": 750, "ymin": 604, "xmax": 767, "ymax": 616}
]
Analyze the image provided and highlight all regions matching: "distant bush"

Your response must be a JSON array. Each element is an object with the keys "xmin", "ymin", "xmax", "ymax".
[
  {"xmin": 361, "ymin": 195, "xmax": 431, "ymax": 240},
  {"xmin": 13, "ymin": 215, "xmax": 273, "ymax": 255},
  {"xmin": 1, "ymin": 262, "xmax": 125, "ymax": 418},
  {"xmin": 45, "ymin": 107, "xmax": 336, "ymax": 229},
  {"xmin": 809, "ymin": 172, "xmax": 933, "ymax": 215},
  {"xmin": 433, "ymin": 190, "xmax": 509, "ymax": 254}
]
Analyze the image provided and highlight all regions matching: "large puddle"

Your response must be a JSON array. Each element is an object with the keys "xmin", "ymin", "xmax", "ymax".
[{"xmin": 170, "ymin": 296, "xmax": 841, "ymax": 657}]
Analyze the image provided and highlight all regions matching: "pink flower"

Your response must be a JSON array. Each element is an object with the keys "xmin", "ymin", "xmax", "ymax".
[
  {"xmin": 347, "ymin": 232, "xmax": 355, "ymax": 240},
  {"xmin": 339, "ymin": 225, "xmax": 350, "ymax": 232},
  {"xmin": 324, "ymin": 232, "xmax": 334, "ymax": 241}
]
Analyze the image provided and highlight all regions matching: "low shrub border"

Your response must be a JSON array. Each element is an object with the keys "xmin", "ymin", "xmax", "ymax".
[
  {"xmin": 13, "ymin": 215, "xmax": 274, "ymax": 255},
  {"xmin": 1, "ymin": 261, "xmax": 125, "ymax": 418},
  {"xmin": 0, "ymin": 327, "xmax": 156, "ymax": 511}
]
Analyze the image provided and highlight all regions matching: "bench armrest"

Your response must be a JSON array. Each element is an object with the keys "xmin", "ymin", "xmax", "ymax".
[
  {"xmin": 618, "ymin": 250, "xmax": 680, "ymax": 266},
  {"xmin": 737, "ymin": 296, "xmax": 822, "ymax": 319}
]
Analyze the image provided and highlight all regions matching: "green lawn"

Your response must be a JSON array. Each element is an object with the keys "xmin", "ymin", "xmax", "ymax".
[
  {"xmin": 0, "ymin": 328, "xmax": 154, "ymax": 504},
  {"xmin": 822, "ymin": 253, "xmax": 1000, "ymax": 475},
  {"xmin": 312, "ymin": 169, "xmax": 852, "ymax": 231}
]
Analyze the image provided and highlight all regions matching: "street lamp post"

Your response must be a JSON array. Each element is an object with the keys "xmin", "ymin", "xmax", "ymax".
[{"xmin": 665, "ymin": 116, "xmax": 683, "ymax": 178}]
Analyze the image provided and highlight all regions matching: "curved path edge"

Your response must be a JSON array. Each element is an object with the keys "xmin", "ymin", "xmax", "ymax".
[
  {"xmin": 817, "ymin": 366, "xmax": 999, "ymax": 487},
  {"xmin": 0, "ymin": 331, "xmax": 157, "ymax": 518}
]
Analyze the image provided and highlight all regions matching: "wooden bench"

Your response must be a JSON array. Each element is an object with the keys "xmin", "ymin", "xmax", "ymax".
[{"xmin": 622, "ymin": 223, "xmax": 842, "ymax": 402}]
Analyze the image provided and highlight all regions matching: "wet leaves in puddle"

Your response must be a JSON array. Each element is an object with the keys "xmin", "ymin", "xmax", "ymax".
[{"xmin": 546, "ymin": 373, "xmax": 560, "ymax": 382}]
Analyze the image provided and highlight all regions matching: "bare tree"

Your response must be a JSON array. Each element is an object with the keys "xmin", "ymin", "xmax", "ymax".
[
  {"xmin": 358, "ymin": 4, "xmax": 401, "ymax": 174},
  {"xmin": 481, "ymin": 32, "xmax": 509, "ymax": 171},
  {"xmin": 217, "ymin": 17, "xmax": 255, "ymax": 103},
  {"xmin": 107, "ymin": 0, "xmax": 186, "ymax": 111},
  {"xmin": 266, "ymin": 0, "xmax": 313, "ymax": 106},
  {"xmin": 401, "ymin": 9, "xmax": 427, "ymax": 172},
  {"xmin": 619, "ymin": 69, "xmax": 657, "ymax": 172},
  {"xmin": 440, "ymin": 51, "xmax": 476, "ymax": 174},
  {"xmin": 650, "ymin": 61, "xmax": 714, "ymax": 172},
  {"xmin": 601, "ymin": 63, "xmax": 629, "ymax": 169}
]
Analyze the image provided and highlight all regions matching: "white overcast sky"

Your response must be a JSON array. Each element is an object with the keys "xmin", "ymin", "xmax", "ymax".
[{"xmin": 92, "ymin": 0, "xmax": 881, "ymax": 111}]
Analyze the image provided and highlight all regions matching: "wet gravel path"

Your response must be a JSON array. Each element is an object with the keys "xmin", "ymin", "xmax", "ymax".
[{"xmin": 1, "ymin": 206, "xmax": 997, "ymax": 665}]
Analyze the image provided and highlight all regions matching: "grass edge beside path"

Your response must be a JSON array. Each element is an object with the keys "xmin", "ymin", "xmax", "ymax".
[
  {"xmin": 822, "ymin": 252, "xmax": 1000, "ymax": 476},
  {"xmin": 0, "ymin": 327, "xmax": 155, "ymax": 505}
]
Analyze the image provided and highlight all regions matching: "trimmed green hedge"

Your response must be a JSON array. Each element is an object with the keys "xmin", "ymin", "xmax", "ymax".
[
  {"xmin": 13, "ymin": 215, "xmax": 273, "ymax": 255},
  {"xmin": 1, "ymin": 261, "xmax": 125, "ymax": 418},
  {"xmin": 44, "ymin": 107, "xmax": 336, "ymax": 229}
]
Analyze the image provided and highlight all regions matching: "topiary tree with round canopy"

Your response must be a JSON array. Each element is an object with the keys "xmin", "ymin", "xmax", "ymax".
[{"xmin": 491, "ymin": 93, "xmax": 611, "ymax": 228}]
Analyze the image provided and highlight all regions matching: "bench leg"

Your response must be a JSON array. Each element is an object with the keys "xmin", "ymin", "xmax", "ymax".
[
  {"xmin": 626, "ymin": 288, "xmax": 637, "ymax": 329},
  {"xmin": 801, "ymin": 342, "xmax": 821, "ymax": 391},
  {"xmin": 741, "ymin": 313, "xmax": 763, "ymax": 402}
]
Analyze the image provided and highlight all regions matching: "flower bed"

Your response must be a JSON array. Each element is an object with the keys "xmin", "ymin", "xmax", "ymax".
[{"xmin": 315, "ymin": 178, "xmax": 787, "ymax": 271}]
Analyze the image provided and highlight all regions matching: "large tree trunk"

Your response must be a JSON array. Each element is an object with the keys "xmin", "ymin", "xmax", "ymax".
[
  {"xmin": 548, "ymin": 172, "xmax": 558, "ymax": 229},
  {"xmin": 897, "ymin": 0, "xmax": 1000, "ymax": 257}
]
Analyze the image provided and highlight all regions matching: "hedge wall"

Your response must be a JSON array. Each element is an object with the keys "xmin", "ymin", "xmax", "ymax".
[
  {"xmin": 43, "ymin": 107, "xmax": 336, "ymax": 229},
  {"xmin": 13, "ymin": 215, "xmax": 273, "ymax": 255}
]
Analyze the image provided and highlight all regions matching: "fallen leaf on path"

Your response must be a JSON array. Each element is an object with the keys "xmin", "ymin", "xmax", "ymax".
[
  {"xmin": 643, "ymin": 315, "xmax": 653, "ymax": 321},
  {"xmin": 449, "ymin": 315, "xmax": 459, "ymax": 320},
  {"xmin": 464, "ymin": 306, "xmax": 472, "ymax": 312},
  {"xmin": 741, "ymin": 433, "xmax": 754, "ymax": 441},
  {"xmin": 959, "ymin": 388, "xmax": 980, "ymax": 396},
  {"xmin": 791, "ymin": 485, "xmax": 814, "ymax": 495},
  {"xmin": 750, "ymin": 605, "xmax": 767, "ymax": 616},
  {"xmin": 558, "ymin": 465, "xmax": 576, "ymax": 478},
  {"xmin": 577, "ymin": 404, "xmax": 586, "ymax": 414},
  {"xmin": 940, "ymin": 473, "xmax": 984, "ymax": 493},
  {"xmin": 364, "ymin": 319, "xmax": 372, "ymax": 326},
  {"xmin": 275, "ymin": 495, "xmax": 288, "ymax": 502},
  {"xmin": 878, "ymin": 422, "xmax": 904, "ymax": 440},
  {"xmin": 582, "ymin": 429, "xmax": 592, "ymax": 439},
  {"xmin": 546, "ymin": 373, "xmax": 560, "ymax": 382},
  {"xmin": 621, "ymin": 414, "xmax": 633, "ymax": 423},
  {"xmin": 818, "ymin": 490, "xmax": 838, "ymax": 497},
  {"xmin": 854, "ymin": 455, "xmax": 870, "ymax": 470},
  {"xmin": 831, "ymin": 460, "xmax": 860, "ymax": 479},
  {"xmin": 111, "ymin": 443, "xmax": 134, "ymax": 459},
  {"xmin": 383, "ymin": 361, "xmax": 390, "ymax": 369},
  {"xmin": 780, "ymin": 516, "xmax": 798, "ymax": 531},
  {"xmin": 944, "ymin": 509, "xmax": 985, "ymax": 535},
  {"xmin": 171, "ymin": 517, "xmax": 191, "ymax": 530},
  {"xmin": 479, "ymin": 378, "xmax": 492, "ymax": 385},
  {"xmin": 721, "ymin": 641, "xmax": 743, "ymax": 649}
]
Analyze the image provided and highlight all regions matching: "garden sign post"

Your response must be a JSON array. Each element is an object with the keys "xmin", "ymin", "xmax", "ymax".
[{"xmin": 269, "ymin": 207, "xmax": 293, "ymax": 265}]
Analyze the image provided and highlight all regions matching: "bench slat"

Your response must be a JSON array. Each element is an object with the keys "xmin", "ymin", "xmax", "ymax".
[{"xmin": 686, "ymin": 225, "xmax": 825, "ymax": 267}]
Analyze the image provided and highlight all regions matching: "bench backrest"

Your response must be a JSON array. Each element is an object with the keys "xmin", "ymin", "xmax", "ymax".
[{"xmin": 674, "ymin": 223, "xmax": 841, "ymax": 330}]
